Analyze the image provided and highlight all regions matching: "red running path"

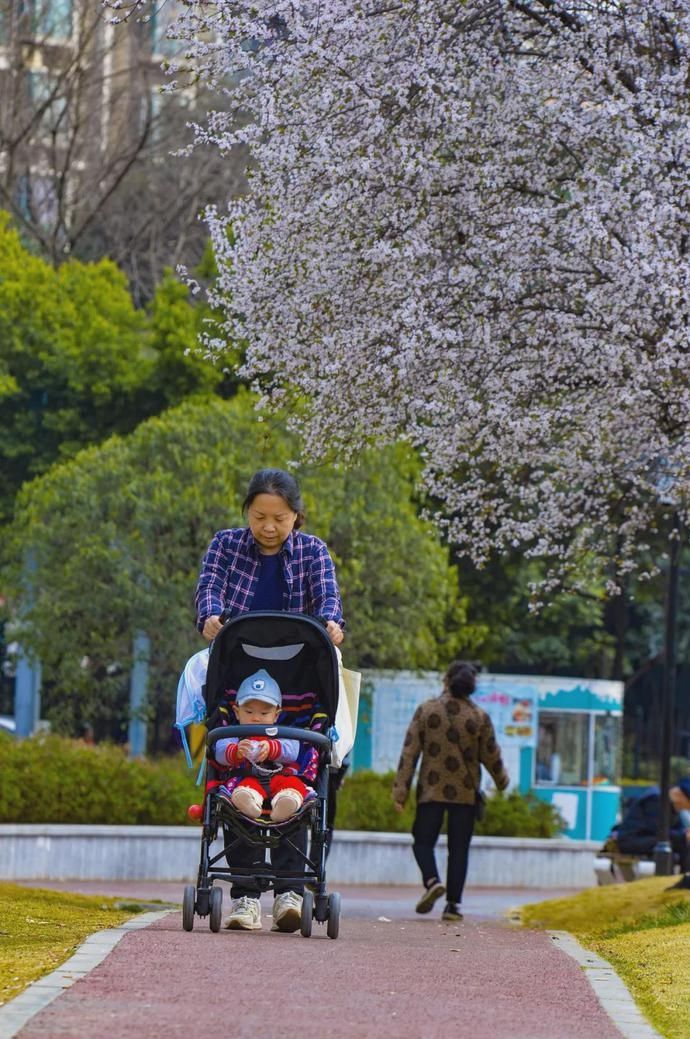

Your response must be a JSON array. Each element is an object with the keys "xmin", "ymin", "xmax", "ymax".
[{"xmin": 15, "ymin": 887, "xmax": 625, "ymax": 1039}]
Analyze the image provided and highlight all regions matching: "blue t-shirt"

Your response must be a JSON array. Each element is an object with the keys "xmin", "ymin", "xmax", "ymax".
[{"xmin": 251, "ymin": 552, "xmax": 287, "ymax": 611}]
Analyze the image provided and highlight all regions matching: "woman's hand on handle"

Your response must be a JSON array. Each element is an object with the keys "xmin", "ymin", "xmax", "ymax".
[
  {"xmin": 202, "ymin": 615, "xmax": 224, "ymax": 641},
  {"xmin": 326, "ymin": 620, "xmax": 344, "ymax": 646},
  {"xmin": 205, "ymin": 613, "xmax": 342, "ymax": 644}
]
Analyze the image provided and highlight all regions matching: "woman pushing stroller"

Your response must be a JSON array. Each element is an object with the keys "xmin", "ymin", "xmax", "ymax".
[
  {"xmin": 194, "ymin": 468, "xmax": 345, "ymax": 933},
  {"xmin": 195, "ymin": 468, "xmax": 345, "ymax": 647}
]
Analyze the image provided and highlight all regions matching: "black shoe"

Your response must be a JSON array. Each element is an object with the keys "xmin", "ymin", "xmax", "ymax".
[
  {"xmin": 668, "ymin": 874, "xmax": 690, "ymax": 890},
  {"xmin": 441, "ymin": 902, "xmax": 463, "ymax": 922},
  {"xmin": 415, "ymin": 881, "xmax": 446, "ymax": 914}
]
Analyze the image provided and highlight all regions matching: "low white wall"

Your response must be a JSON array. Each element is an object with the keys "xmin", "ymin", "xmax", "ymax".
[{"xmin": 0, "ymin": 825, "xmax": 599, "ymax": 888}]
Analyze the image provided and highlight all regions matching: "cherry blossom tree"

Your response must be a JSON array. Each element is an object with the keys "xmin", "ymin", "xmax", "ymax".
[{"xmin": 110, "ymin": 0, "xmax": 690, "ymax": 588}]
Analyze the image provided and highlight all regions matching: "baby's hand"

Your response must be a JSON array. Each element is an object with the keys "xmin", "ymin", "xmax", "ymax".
[
  {"xmin": 252, "ymin": 740, "xmax": 270, "ymax": 763},
  {"xmin": 237, "ymin": 739, "xmax": 254, "ymax": 760},
  {"xmin": 238, "ymin": 739, "xmax": 270, "ymax": 763}
]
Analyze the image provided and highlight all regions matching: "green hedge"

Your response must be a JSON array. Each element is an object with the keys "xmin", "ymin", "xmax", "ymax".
[
  {"xmin": 0, "ymin": 733, "xmax": 199, "ymax": 825},
  {"xmin": 0, "ymin": 735, "xmax": 562, "ymax": 836},
  {"xmin": 335, "ymin": 771, "xmax": 564, "ymax": 837}
]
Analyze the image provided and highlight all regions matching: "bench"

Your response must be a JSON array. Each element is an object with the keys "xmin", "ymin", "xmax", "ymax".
[
  {"xmin": 592, "ymin": 836, "xmax": 661, "ymax": 884},
  {"xmin": 594, "ymin": 850, "xmax": 650, "ymax": 884}
]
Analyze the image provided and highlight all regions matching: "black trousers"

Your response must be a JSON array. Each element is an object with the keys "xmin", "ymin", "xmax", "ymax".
[
  {"xmin": 225, "ymin": 824, "xmax": 308, "ymax": 899},
  {"xmin": 412, "ymin": 801, "xmax": 476, "ymax": 905},
  {"xmin": 617, "ymin": 832, "xmax": 689, "ymax": 873}
]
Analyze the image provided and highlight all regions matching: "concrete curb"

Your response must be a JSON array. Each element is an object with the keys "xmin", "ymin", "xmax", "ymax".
[
  {"xmin": 548, "ymin": 931, "xmax": 662, "ymax": 1039},
  {"xmin": 0, "ymin": 909, "xmax": 174, "ymax": 1039}
]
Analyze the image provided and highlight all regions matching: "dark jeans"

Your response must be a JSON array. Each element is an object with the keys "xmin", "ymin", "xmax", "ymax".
[
  {"xmin": 412, "ymin": 801, "xmax": 476, "ymax": 905},
  {"xmin": 225, "ymin": 824, "xmax": 308, "ymax": 899},
  {"xmin": 617, "ymin": 832, "xmax": 689, "ymax": 873}
]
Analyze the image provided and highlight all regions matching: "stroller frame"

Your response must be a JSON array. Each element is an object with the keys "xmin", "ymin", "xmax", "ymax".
[{"xmin": 182, "ymin": 612, "xmax": 343, "ymax": 939}]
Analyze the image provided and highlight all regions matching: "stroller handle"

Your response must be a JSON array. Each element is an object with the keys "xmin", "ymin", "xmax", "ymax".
[{"xmin": 206, "ymin": 725, "xmax": 332, "ymax": 751}]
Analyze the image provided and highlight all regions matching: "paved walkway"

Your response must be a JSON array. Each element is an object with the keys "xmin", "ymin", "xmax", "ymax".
[{"xmin": 2, "ymin": 884, "xmax": 659, "ymax": 1039}]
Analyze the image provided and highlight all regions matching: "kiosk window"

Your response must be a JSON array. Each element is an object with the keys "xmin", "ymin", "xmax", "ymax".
[
  {"xmin": 593, "ymin": 714, "xmax": 620, "ymax": 784},
  {"xmin": 536, "ymin": 712, "xmax": 589, "ymax": 785}
]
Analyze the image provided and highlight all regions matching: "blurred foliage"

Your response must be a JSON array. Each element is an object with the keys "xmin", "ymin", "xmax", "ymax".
[
  {"xmin": 0, "ymin": 738, "xmax": 563, "ymax": 839},
  {"xmin": 0, "ymin": 734, "xmax": 198, "ymax": 824},
  {"xmin": 335, "ymin": 771, "xmax": 564, "ymax": 838},
  {"xmin": 456, "ymin": 552, "xmax": 617, "ymax": 677},
  {"xmin": 2, "ymin": 392, "xmax": 478, "ymax": 740},
  {"xmin": 0, "ymin": 214, "xmax": 227, "ymax": 525},
  {"xmin": 335, "ymin": 770, "xmax": 416, "ymax": 833},
  {"xmin": 1, "ymin": 209, "xmax": 686, "ymax": 766},
  {"xmin": 621, "ymin": 758, "xmax": 690, "ymax": 788},
  {"xmin": 456, "ymin": 536, "xmax": 690, "ymax": 690},
  {"xmin": 474, "ymin": 790, "xmax": 564, "ymax": 838},
  {"xmin": 307, "ymin": 445, "xmax": 484, "ymax": 669}
]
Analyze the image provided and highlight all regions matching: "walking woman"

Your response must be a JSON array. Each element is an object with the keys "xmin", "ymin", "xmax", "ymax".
[
  {"xmin": 393, "ymin": 660, "xmax": 509, "ymax": 921},
  {"xmin": 194, "ymin": 467, "xmax": 345, "ymax": 933}
]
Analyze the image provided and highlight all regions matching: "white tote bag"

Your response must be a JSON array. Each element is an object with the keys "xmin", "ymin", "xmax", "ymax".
[{"xmin": 331, "ymin": 647, "xmax": 362, "ymax": 768}]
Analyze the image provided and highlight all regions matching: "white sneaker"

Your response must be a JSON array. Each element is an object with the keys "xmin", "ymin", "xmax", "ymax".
[
  {"xmin": 272, "ymin": 890, "xmax": 302, "ymax": 932},
  {"xmin": 224, "ymin": 896, "xmax": 262, "ymax": 930},
  {"xmin": 270, "ymin": 789, "xmax": 304, "ymax": 822}
]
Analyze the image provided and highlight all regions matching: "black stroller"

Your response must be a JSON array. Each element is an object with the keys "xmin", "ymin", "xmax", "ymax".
[{"xmin": 182, "ymin": 611, "xmax": 342, "ymax": 939}]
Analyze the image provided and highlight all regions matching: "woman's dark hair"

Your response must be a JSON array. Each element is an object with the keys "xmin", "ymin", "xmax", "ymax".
[
  {"xmin": 242, "ymin": 468, "xmax": 305, "ymax": 529},
  {"xmin": 445, "ymin": 660, "xmax": 478, "ymax": 698}
]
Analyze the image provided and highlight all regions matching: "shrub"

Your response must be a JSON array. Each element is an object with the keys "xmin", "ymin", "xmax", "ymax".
[
  {"xmin": 475, "ymin": 789, "xmax": 564, "ymax": 838},
  {"xmin": 0, "ymin": 738, "xmax": 563, "ymax": 836},
  {"xmin": 0, "ymin": 734, "xmax": 199, "ymax": 825},
  {"xmin": 335, "ymin": 771, "xmax": 416, "ymax": 833},
  {"xmin": 334, "ymin": 771, "xmax": 564, "ymax": 837}
]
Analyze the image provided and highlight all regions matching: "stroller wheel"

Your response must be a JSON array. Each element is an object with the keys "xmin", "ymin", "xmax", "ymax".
[
  {"xmin": 182, "ymin": 885, "xmax": 196, "ymax": 931},
  {"xmin": 300, "ymin": 889, "xmax": 314, "ymax": 938},
  {"xmin": 209, "ymin": 886, "xmax": 223, "ymax": 932},
  {"xmin": 326, "ymin": 891, "xmax": 341, "ymax": 940}
]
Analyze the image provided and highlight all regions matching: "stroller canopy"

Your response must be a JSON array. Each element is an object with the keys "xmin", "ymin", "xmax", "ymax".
[{"xmin": 204, "ymin": 612, "xmax": 340, "ymax": 724}]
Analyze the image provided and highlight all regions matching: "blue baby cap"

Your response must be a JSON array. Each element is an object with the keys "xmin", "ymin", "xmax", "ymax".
[{"xmin": 236, "ymin": 668, "xmax": 282, "ymax": 708}]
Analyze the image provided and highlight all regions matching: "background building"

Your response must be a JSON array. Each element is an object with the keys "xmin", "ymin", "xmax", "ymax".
[{"xmin": 0, "ymin": 0, "xmax": 243, "ymax": 302}]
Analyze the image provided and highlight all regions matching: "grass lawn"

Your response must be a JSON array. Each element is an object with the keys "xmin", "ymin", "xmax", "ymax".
[
  {"xmin": 0, "ymin": 882, "xmax": 136, "ymax": 1007},
  {"xmin": 520, "ymin": 876, "xmax": 690, "ymax": 1039}
]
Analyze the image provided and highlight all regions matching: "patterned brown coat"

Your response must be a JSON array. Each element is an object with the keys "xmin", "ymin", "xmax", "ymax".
[{"xmin": 392, "ymin": 691, "xmax": 510, "ymax": 806}]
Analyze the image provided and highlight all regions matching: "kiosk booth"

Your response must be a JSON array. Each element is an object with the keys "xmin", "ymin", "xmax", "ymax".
[
  {"xmin": 359, "ymin": 671, "xmax": 624, "ymax": 842},
  {"xmin": 473, "ymin": 675, "xmax": 623, "ymax": 841}
]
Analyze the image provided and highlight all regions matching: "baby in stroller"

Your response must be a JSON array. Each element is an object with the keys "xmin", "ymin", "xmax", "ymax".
[
  {"xmin": 214, "ymin": 669, "xmax": 319, "ymax": 823},
  {"xmin": 179, "ymin": 612, "xmax": 347, "ymax": 939}
]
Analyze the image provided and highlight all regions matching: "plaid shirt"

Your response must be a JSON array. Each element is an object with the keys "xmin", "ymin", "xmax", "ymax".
[{"xmin": 195, "ymin": 527, "xmax": 344, "ymax": 632}]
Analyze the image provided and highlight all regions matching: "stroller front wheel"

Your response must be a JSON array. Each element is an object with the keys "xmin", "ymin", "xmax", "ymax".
[
  {"xmin": 182, "ymin": 884, "xmax": 196, "ymax": 931},
  {"xmin": 326, "ymin": 891, "xmax": 341, "ymax": 940},
  {"xmin": 209, "ymin": 886, "xmax": 223, "ymax": 932},
  {"xmin": 300, "ymin": 889, "xmax": 314, "ymax": 938}
]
